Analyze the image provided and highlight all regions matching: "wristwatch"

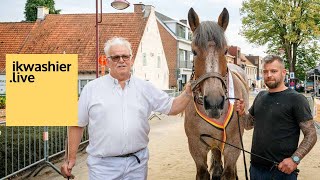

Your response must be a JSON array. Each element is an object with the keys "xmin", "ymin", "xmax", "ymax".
[{"xmin": 291, "ymin": 155, "xmax": 300, "ymax": 164}]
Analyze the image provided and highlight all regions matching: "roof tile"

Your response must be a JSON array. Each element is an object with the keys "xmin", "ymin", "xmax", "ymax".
[{"xmin": 0, "ymin": 12, "xmax": 147, "ymax": 73}]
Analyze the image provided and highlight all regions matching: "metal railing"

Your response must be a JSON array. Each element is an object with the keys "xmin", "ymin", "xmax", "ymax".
[
  {"xmin": 148, "ymin": 91, "xmax": 182, "ymax": 121},
  {"xmin": 0, "ymin": 91, "xmax": 180, "ymax": 179},
  {"xmin": 168, "ymin": 91, "xmax": 181, "ymax": 97},
  {"xmin": 0, "ymin": 123, "xmax": 89, "ymax": 179},
  {"xmin": 178, "ymin": 61, "xmax": 192, "ymax": 69}
]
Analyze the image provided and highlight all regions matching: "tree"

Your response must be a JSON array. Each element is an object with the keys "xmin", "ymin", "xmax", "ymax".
[
  {"xmin": 294, "ymin": 42, "xmax": 320, "ymax": 80},
  {"xmin": 240, "ymin": 0, "xmax": 320, "ymax": 76},
  {"xmin": 24, "ymin": 0, "xmax": 61, "ymax": 21}
]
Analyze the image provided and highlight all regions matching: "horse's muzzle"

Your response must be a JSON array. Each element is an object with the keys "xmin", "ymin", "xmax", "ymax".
[{"xmin": 203, "ymin": 95, "xmax": 225, "ymax": 110}]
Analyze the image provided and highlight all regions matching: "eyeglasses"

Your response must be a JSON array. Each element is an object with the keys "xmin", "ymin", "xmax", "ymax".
[{"xmin": 108, "ymin": 54, "xmax": 131, "ymax": 62}]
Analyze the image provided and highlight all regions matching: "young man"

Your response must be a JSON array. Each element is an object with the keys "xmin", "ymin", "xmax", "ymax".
[
  {"xmin": 236, "ymin": 55, "xmax": 317, "ymax": 180},
  {"xmin": 61, "ymin": 37, "xmax": 192, "ymax": 179}
]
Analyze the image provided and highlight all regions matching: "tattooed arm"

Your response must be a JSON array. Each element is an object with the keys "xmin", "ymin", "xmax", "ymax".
[{"xmin": 293, "ymin": 120, "xmax": 317, "ymax": 160}]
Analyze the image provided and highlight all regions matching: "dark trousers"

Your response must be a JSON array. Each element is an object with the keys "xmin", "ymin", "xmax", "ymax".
[{"xmin": 250, "ymin": 164, "xmax": 297, "ymax": 180}]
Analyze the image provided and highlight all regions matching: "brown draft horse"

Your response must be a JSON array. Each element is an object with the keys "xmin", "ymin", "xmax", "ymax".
[{"xmin": 185, "ymin": 8, "xmax": 249, "ymax": 180}]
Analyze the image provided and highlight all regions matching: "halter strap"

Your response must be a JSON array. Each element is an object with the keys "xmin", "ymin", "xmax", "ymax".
[{"xmin": 190, "ymin": 71, "xmax": 227, "ymax": 91}]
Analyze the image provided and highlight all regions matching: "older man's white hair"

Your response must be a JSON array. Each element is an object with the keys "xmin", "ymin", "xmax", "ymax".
[{"xmin": 104, "ymin": 37, "xmax": 132, "ymax": 58}]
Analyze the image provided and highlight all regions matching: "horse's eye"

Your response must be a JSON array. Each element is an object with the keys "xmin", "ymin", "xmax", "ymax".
[{"xmin": 192, "ymin": 50, "xmax": 197, "ymax": 56}]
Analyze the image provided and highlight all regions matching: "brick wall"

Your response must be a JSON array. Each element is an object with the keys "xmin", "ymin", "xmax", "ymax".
[{"xmin": 157, "ymin": 21, "xmax": 177, "ymax": 88}]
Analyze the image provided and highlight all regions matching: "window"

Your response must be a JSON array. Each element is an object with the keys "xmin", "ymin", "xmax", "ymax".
[
  {"xmin": 143, "ymin": 53, "xmax": 147, "ymax": 66},
  {"xmin": 78, "ymin": 79, "xmax": 93, "ymax": 95},
  {"xmin": 177, "ymin": 24, "xmax": 186, "ymax": 39},
  {"xmin": 188, "ymin": 31, "xmax": 192, "ymax": 41},
  {"xmin": 157, "ymin": 56, "xmax": 161, "ymax": 68},
  {"xmin": 179, "ymin": 49, "xmax": 185, "ymax": 61},
  {"xmin": 189, "ymin": 51, "xmax": 193, "ymax": 62},
  {"xmin": 179, "ymin": 49, "xmax": 193, "ymax": 68}
]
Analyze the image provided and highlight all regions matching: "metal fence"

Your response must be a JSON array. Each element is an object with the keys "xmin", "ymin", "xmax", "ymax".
[
  {"xmin": 0, "ymin": 123, "xmax": 89, "ymax": 180},
  {"xmin": 168, "ymin": 91, "xmax": 181, "ymax": 97},
  {"xmin": 0, "ymin": 90, "xmax": 180, "ymax": 179}
]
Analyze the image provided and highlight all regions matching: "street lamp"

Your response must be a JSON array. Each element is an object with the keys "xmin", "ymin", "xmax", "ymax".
[{"xmin": 95, "ymin": 0, "xmax": 130, "ymax": 78}]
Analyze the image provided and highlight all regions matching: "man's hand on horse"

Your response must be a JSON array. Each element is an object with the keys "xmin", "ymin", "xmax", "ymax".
[
  {"xmin": 61, "ymin": 159, "xmax": 76, "ymax": 179},
  {"xmin": 235, "ymin": 99, "xmax": 245, "ymax": 116},
  {"xmin": 183, "ymin": 82, "xmax": 192, "ymax": 98}
]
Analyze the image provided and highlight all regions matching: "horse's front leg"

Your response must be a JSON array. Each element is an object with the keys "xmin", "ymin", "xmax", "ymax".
[
  {"xmin": 188, "ymin": 136, "xmax": 211, "ymax": 180},
  {"xmin": 210, "ymin": 147, "xmax": 223, "ymax": 180},
  {"xmin": 221, "ymin": 143, "xmax": 241, "ymax": 180}
]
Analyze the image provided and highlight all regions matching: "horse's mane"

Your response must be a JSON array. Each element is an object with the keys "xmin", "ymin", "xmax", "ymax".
[{"xmin": 193, "ymin": 21, "xmax": 227, "ymax": 50}]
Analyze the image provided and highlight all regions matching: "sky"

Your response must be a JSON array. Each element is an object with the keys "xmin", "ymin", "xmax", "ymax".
[{"xmin": 0, "ymin": 0, "xmax": 267, "ymax": 57}]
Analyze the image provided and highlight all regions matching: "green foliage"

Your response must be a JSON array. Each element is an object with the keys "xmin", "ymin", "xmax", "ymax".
[
  {"xmin": 295, "ymin": 42, "xmax": 320, "ymax": 80},
  {"xmin": 241, "ymin": 0, "xmax": 320, "ymax": 75},
  {"xmin": 24, "ymin": 0, "xmax": 61, "ymax": 21},
  {"xmin": 0, "ymin": 96, "xmax": 5, "ymax": 109}
]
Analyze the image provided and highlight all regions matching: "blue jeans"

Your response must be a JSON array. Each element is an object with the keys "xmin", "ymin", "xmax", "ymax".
[{"xmin": 250, "ymin": 164, "xmax": 297, "ymax": 180}]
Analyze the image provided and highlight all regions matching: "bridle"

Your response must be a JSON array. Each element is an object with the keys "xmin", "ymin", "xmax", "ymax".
[{"xmin": 189, "ymin": 48, "xmax": 229, "ymax": 105}]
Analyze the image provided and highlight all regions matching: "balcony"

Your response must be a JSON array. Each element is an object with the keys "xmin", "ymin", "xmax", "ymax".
[{"xmin": 178, "ymin": 60, "xmax": 193, "ymax": 69}]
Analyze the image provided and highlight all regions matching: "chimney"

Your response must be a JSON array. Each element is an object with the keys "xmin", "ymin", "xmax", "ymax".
[
  {"xmin": 143, "ymin": 5, "xmax": 153, "ymax": 18},
  {"xmin": 180, "ymin": 19, "xmax": 187, "ymax": 25},
  {"xmin": 134, "ymin": 2, "xmax": 145, "ymax": 13},
  {"xmin": 37, "ymin": 6, "xmax": 49, "ymax": 20},
  {"xmin": 134, "ymin": 3, "xmax": 153, "ymax": 18}
]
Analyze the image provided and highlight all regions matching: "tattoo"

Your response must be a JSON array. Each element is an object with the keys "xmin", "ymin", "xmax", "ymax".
[
  {"xmin": 241, "ymin": 113, "xmax": 254, "ymax": 130},
  {"xmin": 293, "ymin": 120, "xmax": 317, "ymax": 159}
]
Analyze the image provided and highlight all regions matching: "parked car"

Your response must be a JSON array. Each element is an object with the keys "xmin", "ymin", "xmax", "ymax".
[{"xmin": 305, "ymin": 81, "xmax": 314, "ymax": 93}]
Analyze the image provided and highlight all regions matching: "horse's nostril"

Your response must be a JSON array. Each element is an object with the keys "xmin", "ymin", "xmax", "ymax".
[
  {"xmin": 220, "ymin": 96, "xmax": 225, "ymax": 109},
  {"xmin": 204, "ymin": 96, "xmax": 209, "ymax": 109}
]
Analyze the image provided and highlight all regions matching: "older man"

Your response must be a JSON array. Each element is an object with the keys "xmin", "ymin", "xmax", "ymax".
[{"xmin": 61, "ymin": 37, "xmax": 192, "ymax": 179}]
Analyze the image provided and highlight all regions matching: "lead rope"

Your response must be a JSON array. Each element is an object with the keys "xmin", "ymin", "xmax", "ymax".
[{"xmin": 226, "ymin": 97, "xmax": 248, "ymax": 180}]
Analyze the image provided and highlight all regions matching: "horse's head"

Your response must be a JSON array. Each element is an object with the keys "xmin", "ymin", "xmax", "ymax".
[{"xmin": 188, "ymin": 8, "xmax": 229, "ymax": 119}]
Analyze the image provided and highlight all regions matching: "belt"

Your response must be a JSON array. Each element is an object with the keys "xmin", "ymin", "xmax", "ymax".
[{"xmin": 115, "ymin": 149, "xmax": 142, "ymax": 164}]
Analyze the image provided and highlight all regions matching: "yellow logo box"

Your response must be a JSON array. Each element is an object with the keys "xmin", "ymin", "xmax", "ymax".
[{"xmin": 6, "ymin": 54, "xmax": 78, "ymax": 126}]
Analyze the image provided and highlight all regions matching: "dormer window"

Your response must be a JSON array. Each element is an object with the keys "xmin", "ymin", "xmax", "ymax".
[{"xmin": 177, "ymin": 24, "xmax": 186, "ymax": 39}]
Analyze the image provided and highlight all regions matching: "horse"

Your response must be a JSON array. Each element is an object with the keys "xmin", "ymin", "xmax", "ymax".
[{"xmin": 184, "ymin": 8, "xmax": 249, "ymax": 180}]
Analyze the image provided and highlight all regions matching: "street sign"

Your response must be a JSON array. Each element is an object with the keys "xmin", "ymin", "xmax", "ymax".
[{"xmin": 290, "ymin": 72, "xmax": 295, "ymax": 79}]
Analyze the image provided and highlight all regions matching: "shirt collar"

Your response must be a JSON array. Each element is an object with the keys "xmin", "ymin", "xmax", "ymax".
[{"xmin": 108, "ymin": 74, "xmax": 132, "ymax": 88}]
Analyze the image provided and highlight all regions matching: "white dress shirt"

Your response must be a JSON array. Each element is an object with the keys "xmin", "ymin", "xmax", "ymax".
[{"xmin": 78, "ymin": 74, "xmax": 173, "ymax": 157}]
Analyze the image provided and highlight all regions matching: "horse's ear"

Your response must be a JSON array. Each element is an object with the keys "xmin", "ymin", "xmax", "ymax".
[
  {"xmin": 218, "ymin": 8, "xmax": 229, "ymax": 31},
  {"xmin": 188, "ymin": 8, "xmax": 200, "ymax": 32}
]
